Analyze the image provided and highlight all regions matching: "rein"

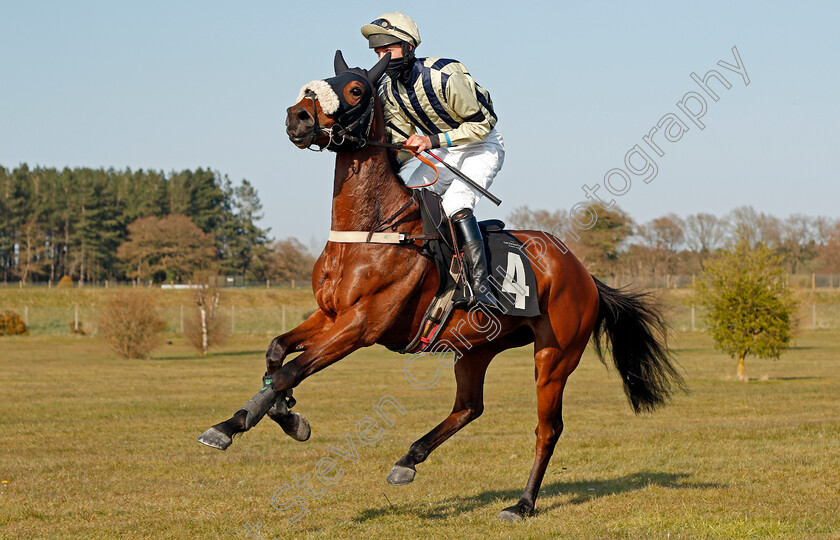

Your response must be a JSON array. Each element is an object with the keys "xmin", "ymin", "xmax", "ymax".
[
  {"xmin": 302, "ymin": 87, "xmax": 440, "ymax": 245},
  {"xmin": 304, "ymin": 91, "xmax": 377, "ymax": 153},
  {"xmin": 302, "ymin": 91, "xmax": 438, "ymax": 187}
]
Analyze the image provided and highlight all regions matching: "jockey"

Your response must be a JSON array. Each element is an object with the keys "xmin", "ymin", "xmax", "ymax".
[{"xmin": 361, "ymin": 12, "xmax": 504, "ymax": 310}]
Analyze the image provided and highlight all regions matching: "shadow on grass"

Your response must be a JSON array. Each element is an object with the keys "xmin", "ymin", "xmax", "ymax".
[
  {"xmin": 355, "ymin": 471, "xmax": 726, "ymax": 521},
  {"xmin": 153, "ymin": 349, "xmax": 265, "ymax": 361}
]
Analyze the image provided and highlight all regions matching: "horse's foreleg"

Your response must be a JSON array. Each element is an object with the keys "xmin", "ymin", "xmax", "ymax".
[
  {"xmin": 198, "ymin": 311, "xmax": 371, "ymax": 450},
  {"xmin": 265, "ymin": 309, "xmax": 333, "ymax": 373},
  {"xmin": 388, "ymin": 349, "xmax": 493, "ymax": 485},
  {"xmin": 264, "ymin": 310, "xmax": 334, "ymax": 440}
]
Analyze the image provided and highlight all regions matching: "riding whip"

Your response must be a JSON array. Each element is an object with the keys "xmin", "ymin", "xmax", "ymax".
[{"xmin": 387, "ymin": 124, "xmax": 503, "ymax": 206}]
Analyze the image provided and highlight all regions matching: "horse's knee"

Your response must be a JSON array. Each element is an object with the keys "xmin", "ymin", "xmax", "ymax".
[
  {"xmin": 266, "ymin": 335, "xmax": 288, "ymax": 371},
  {"xmin": 469, "ymin": 402, "xmax": 484, "ymax": 421}
]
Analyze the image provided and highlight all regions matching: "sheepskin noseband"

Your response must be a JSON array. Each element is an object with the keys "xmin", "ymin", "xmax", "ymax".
[{"xmin": 297, "ymin": 80, "xmax": 340, "ymax": 115}]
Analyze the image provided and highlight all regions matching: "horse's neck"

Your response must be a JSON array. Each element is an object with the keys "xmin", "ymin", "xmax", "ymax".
[
  {"xmin": 330, "ymin": 100, "xmax": 415, "ymax": 232},
  {"xmin": 331, "ymin": 148, "xmax": 413, "ymax": 231}
]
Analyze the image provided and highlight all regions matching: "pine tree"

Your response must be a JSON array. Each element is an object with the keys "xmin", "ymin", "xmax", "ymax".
[
  {"xmin": 169, "ymin": 168, "xmax": 226, "ymax": 233},
  {"xmin": 0, "ymin": 166, "xmax": 11, "ymax": 282},
  {"xmin": 695, "ymin": 225, "xmax": 799, "ymax": 381},
  {"xmin": 70, "ymin": 169, "xmax": 125, "ymax": 283},
  {"xmin": 217, "ymin": 178, "xmax": 270, "ymax": 279},
  {"xmin": 4, "ymin": 165, "xmax": 35, "ymax": 282}
]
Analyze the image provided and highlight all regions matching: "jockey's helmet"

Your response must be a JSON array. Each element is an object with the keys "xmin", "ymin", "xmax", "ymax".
[{"xmin": 361, "ymin": 12, "xmax": 421, "ymax": 49}]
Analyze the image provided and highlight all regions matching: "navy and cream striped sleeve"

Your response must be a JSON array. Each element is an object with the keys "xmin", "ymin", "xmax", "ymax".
[{"xmin": 435, "ymin": 66, "xmax": 494, "ymax": 148}]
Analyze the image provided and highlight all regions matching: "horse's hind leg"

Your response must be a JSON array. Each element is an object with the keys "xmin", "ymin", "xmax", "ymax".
[
  {"xmin": 387, "ymin": 348, "xmax": 493, "ymax": 485},
  {"xmin": 499, "ymin": 341, "xmax": 582, "ymax": 521}
]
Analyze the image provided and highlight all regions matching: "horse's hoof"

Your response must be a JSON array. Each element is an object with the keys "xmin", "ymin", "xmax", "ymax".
[
  {"xmin": 282, "ymin": 412, "xmax": 311, "ymax": 442},
  {"xmin": 498, "ymin": 501, "xmax": 532, "ymax": 521},
  {"xmin": 197, "ymin": 427, "xmax": 232, "ymax": 450},
  {"xmin": 498, "ymin": 508, "xmax": 524, "ymax": 522},
  {"xmin": 387, "ymin": 464, "xmax": 416, "ymax": 485}
]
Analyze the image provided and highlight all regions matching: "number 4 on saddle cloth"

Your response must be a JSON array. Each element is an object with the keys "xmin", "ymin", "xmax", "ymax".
[{"xmin": 398, "ymin": 189, "xmax": 541, "ymax": 354}]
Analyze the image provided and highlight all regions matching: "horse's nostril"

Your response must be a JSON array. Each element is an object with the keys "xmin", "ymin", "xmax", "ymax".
[{"xmin": 297, "ymin": 110, "xmax": 312, "ymax": 123}]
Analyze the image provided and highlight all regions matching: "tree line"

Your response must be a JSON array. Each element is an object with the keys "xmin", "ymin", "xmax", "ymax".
[
  {"xmin": 0, "ymin": 164, "xmax": 315, "ymax": 284},
  {"xmin": 506, "ymin": 204, "xmax": 840, "ymax": 279},
  {"xmin": 4, "ymin": 160, "xmax": 836, "ymax": 287}
]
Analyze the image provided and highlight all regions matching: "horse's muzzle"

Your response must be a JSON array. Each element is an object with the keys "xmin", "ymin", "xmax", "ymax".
[{"xmin": 286, "ymin": 105, "xmax": 318, "ymax": 148}]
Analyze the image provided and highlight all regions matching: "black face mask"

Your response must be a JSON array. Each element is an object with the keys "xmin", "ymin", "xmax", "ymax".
[{"xmin": 385, "ymin": 52, "xmax": 415, "ymax": 84}]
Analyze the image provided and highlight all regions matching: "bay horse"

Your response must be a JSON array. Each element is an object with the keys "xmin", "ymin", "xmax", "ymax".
[{"xmin": 198, "ymin": 51, "xmax": 684, "ymax": 521}]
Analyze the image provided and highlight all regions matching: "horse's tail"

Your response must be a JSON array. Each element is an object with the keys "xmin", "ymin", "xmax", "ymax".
[{"xmin": 591, "ymin": 277, "xmax": 685, "ymax": 414}]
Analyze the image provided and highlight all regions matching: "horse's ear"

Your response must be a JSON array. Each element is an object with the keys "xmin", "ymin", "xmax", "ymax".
[
  {"xmin": 334, "ymin": 50, "xmax": 349, "ymax": 75},
  {"xmin": 367, "ymin": 52, "xmax": 391, "ymax": 85}
]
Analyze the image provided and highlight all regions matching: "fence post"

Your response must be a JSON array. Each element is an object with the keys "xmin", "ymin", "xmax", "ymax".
[
  {"xmin": 812, "ymin": 273, "xmax": 816, "ymax": 290},
  {"xmin": 25, "ymin": 306, "xmax": 29, "ymax": 327},
  {"xmin": 691, "ymin": 304, "xmax": 695, "ymax": 332},
  {"xmin": 282, "ymin": 305, "xmax": 286, "ymax": 333},
  {"xmin": 180, "ymin": 306, "xmax": 184, "ymax": 333},
  {"xmin": 267, "ymin": 279, "xmax": 270, "ymax": 289},
  {"xmin": 74, "ymin": 305, "xmax": 79, "ymax": 332}
]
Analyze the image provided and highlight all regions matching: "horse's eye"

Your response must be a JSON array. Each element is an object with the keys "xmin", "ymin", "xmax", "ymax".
[{"xmin": 350, "ymin": 87, "xmax": 363, "ymax": 97}]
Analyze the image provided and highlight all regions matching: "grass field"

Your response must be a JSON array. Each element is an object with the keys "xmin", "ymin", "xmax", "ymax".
[{"xmin": 1, "ymin": 327, "xmax": 838, "ymax": 539}]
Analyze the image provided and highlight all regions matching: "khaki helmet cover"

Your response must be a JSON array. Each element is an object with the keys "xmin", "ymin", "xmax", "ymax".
[{"xmin": 361, "ymin": 12, "xmax": 421, "ymax": 49}]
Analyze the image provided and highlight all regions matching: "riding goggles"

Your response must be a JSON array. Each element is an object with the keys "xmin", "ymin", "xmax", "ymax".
[{"xmin": 370, "ymin": 18, "xmax": 417, "ymax": 45}]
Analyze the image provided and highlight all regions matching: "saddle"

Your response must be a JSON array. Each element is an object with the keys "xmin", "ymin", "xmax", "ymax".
[{"xmin": 397, "ymin": 189, "xmax": 540, "ymax": 354}]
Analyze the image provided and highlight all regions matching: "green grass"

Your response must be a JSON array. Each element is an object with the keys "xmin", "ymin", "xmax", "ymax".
[{"xmin": 1, "ymin": 331, "xmax": 838, "ymax": 539}]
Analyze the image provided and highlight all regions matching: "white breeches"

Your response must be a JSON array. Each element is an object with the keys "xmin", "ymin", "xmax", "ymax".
[{"xmin": 398, "ymin": 128, "xmax": 505, "ymax": 218}]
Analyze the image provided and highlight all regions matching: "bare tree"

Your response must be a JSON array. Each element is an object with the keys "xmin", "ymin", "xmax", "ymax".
[
  {"xmin": 815, "ymin": 218, "xmax": 840, "ymax": 273},
  {"xmin": 184, "ymin": 272, "xmax": 228, "ymax": 356},
  {"xmin": 17, "ymin": 217, "xmax": 46, "ymax": 283},
  {"xmin": 634, "ymin": 214, "xmax": 685, "ymax": 276},
  {"xmin": 684, "ymin": 212, "xmax": 727, "ymax": 255},
  {"xmin": 265, "ymin": 238, "xmax": 317, "ymax": 283},
  {"xmin": 727, "ymin": 206, "xmax": 781, "ymax": 248},
  {"xmin": 640, "ymin": 214, "xmax": 685, "ymax": 253},
  {"xmin": 506, "ymin": 205, "xmax": 567, "ymax": 232},
  {"xmin": 779, "ymin": 214, "xmax": 817, "ymax": 274}
]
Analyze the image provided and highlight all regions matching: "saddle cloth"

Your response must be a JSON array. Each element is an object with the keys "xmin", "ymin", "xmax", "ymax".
[{"xmin": 398, "ymin": 190, "xmax": 540, "ymax": 354}]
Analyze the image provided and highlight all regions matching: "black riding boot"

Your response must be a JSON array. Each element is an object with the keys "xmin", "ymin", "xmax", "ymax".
[{"xmin": 452, "ymin": 209, "xmax": 500, "ymax": 310}]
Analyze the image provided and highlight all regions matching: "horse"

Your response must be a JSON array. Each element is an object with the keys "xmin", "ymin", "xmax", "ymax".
[{"xmin": 198, "ymin": 51, "xmax": 684, "ymax": 521}]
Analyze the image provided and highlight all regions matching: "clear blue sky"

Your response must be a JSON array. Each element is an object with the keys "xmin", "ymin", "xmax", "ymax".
[{"xmin": 2, "ymin": 1, "xmax": 838, "ymax": 247}]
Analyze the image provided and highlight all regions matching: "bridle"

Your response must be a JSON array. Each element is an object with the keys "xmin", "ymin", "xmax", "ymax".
[
  {"xmin": 303, "ymin": 89, "xmax": 377, "ymax": 152},
  {"xmin": 298, "ymin": 77, "xmax": 440, "ymax": 243}
]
